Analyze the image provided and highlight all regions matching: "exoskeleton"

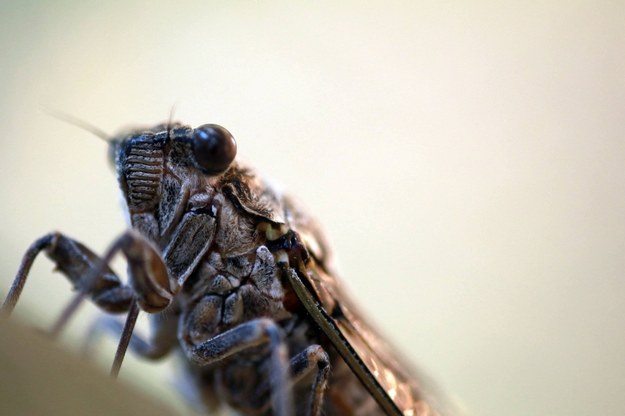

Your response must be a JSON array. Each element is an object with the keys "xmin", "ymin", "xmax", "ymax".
[{"xmin": 2, "ymin": 123, "xmax": 454, "ymax": 415}]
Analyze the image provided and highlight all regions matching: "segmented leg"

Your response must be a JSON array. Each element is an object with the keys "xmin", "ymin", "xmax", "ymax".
[
  {"xmin": 2, "ymin": 230, "xmax": 173, "ymax": 319},
  {"xmin": 253, "ymin": 344, "xmax": 330, "ymax": 416},
  {"xmin": 1, "ymin": 232, "xmax": 134, "ymax": 318},
  {"xmin": 183, "ymin": 318, "xmax": 293, "ymax": 416},
  {"xmin": 1, "ymin": 230, "xmax": 176, "ymax": 375},
  {"xmin": 84, "ymin": 310, "xmax": 179, "ymax": 360},
  {"xmin": 290, "ymin": 345, "xmax": 330, "ymax": 416}
]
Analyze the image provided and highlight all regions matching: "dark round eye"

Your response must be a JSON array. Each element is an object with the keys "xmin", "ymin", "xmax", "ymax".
[{"xmin": 192, "ymin": 124, "xmax": 237, "ymax": 174}]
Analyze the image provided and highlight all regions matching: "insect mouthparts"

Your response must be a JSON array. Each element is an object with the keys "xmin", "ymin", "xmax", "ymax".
[{"xmin": 3, "ymin": 119, "xmax": 458, "ymax": 416}]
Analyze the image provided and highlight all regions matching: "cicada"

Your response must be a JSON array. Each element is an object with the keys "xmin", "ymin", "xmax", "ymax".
[{"xmin": 2, "ymin": 122, "xmax": 455, "ymax": 415}]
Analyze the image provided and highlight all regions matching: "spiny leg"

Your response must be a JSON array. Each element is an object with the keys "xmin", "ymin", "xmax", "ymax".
[{"xmin": 183, "ymin": 318, "xmax": 293, "ymax": 416}]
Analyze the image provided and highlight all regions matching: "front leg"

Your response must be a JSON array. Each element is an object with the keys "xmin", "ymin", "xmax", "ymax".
[
  {"xmin": 1, "ymin": 230, "xmax": 177, "ymax": 376},
  {"xmin": 2, "ymin": 231, "xmax": 174, "ymax": 318},
  {"xmin": 1, "ymin": 232, "xmax": 135, "ymax": 317},
  {"xmin": 183, "ymin": 318, "xmax": 293, "ymax": 416}
]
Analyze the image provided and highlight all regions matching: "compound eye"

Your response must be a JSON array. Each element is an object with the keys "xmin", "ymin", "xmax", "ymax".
[{"xmin": 192, "ymin": 124, "xmax": 237, "ymax": 175}]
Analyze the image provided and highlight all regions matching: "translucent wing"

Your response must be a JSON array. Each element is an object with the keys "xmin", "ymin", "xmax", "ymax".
[{"xmin": 283, "ymin": 196, "xmax": 456, "ymax": 416}]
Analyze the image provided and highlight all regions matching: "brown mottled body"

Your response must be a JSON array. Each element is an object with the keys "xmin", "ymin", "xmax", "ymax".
[
  {"xmin": 170, "ymin": 184, "xmax": 385, "ymax": 415},
  {"xmin": 2, "ymin": 123, "xmax": 454, "ymax": 416}
]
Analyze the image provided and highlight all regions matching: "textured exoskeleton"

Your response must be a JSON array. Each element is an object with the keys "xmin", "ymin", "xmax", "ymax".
[{"xmin": 2, "ymin": 123, "xmax": 455, "ymax": 416}]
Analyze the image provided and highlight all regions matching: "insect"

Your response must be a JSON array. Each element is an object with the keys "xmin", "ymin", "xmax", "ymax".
[{"xmin": 2, "ymin": 122, "xmax": 454, "ymax": 415}]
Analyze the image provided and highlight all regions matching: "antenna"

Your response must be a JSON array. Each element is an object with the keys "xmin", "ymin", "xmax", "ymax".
[
  {"xmin": 166, "ymin": 103, "xmax": 178, "ymax": 132},
  {"xmin": 40, "ymin": 106, "xmax": 111, "ymax": 142}
]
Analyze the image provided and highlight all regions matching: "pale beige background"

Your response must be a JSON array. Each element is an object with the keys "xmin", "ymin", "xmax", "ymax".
[{"xmin": 1, "ymin": 1, "xmax": 624, "ymax": 415}]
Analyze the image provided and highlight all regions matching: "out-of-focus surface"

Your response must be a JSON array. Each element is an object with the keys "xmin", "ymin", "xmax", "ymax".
[
  {"xmin": 0, "ymin": 320, "xmax": 177, "ymax": 416},
  {"xmin": 0, "ymin": 2, "xmax": 624, "ymax": 415}
]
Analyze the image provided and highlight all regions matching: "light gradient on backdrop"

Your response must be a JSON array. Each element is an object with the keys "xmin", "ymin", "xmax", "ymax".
[{"xmin": 1, "ymin": 1, "xmax": 624, "ymax": 415}]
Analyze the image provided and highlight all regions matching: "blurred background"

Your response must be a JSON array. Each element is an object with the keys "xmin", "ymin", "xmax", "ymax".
[{"xmin": 1, "ymin": 1, "xmax": 624, "ymax": 415}]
